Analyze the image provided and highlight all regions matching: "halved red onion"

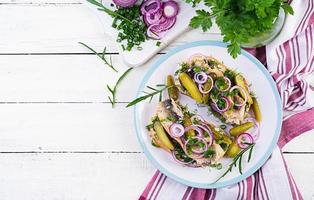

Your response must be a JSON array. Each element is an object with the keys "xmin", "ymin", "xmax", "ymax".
[
  {"xmin": 244, "ymin": 117, "xmax": 260, "ymax": 141},
  {"xmin": 237, "ymin": 133, "xmax": 254, "ymax": 149},
  {"xmin": 141, "ymin": 0, "xmax": 162, "ymax": 15},
  {"xmin": 171, "ymin": 150, "xmax": 193, "ymax": 165},
  {"xmin": 215, "ymin": 77, "xmax": 231, "ymax": 92},
  {"xmin": 162, "ymin": 0, "xmax": 179, "ymax": 18},
  {"xmin": 169, "ymin": 123, "xmax": 184, "ymax": 138},
  {"xmin": 194, "ymin": 72, "xmax": 208, "ymax": 84},
  {"xmin": 229, "ymin": 86, "xmax": 247, "ymax": 107},
  {"xmin": 113, "ymin": 0, "xmax": 137, "ymax": 8},
  {"xmin": 211, "ymin": 96, "xmax": 231, "ymax": 113}
]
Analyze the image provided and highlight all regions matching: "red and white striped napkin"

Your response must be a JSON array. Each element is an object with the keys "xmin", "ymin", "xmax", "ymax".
[{"xmin": 139, "ymin": 1, "xmax": 314, "ymax": 199}]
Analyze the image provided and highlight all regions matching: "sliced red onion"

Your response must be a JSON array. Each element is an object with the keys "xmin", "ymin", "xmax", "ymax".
[
  {"xmin": 171, "ymin": 150, "xmax": 193, "ymax": 165},
  {"xmin": 211, "ymin": 96, "xmax": 231, "ymax": 113},
  {"xmin": 169, "ymin": 123, "xmax": 185, "ymax": 138},
  {"xmin": 198, "ymin": 76, "xmax": 213, "ymax": 94},
  {"xmin": 215, "ymin": 77, "xmax": 231, "ymax": 92},
  {"xmin": 162, "ymin": 0, "xmax": 179, "ymax": 18},
  {"xmin": 194, "ymin": 124, "xmax": 214, "ymax": 146},
  {"xmin": 146, "ymin": 25, "xmax": 166, "ymax": 39},
  {"xmin": 113, "ymin": 0, "xmax": 137, "ymax": 8},
  {"xmin": 237, "ymin": 133, "xmax": 254, "ymax": 149},
  {"xmin": 184, "ymin": 136, "xmax": 208, "ymax": 158},
  {"xmin": 143, "ymin": 10, "xmax": 163, "ymax": 25},
  {"xmin": 141, "ymin": 0, "xmax": 162, "ymax": 15},
  {"xmin": 244, "ymin": 117, "xmax": 260, "ymax": 141},
  {"xmin": 190, "ymin": 114, "xmax": 205, "ymax": 123},
  {"xmin": 194, "ymin": 72, "xmax": 208, "ymax": 84},
  {"xmin": 150, "ymin": 17, "xmax": 176, "ymax": 33},
  {"xmin": 229, "ymin": 86, "xmax": 247, "ymax": 107}
]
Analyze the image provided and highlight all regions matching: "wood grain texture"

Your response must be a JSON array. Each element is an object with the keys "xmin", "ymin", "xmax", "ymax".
[{"xmin": 0, "ymin": 0, "xmax": 312, "ymax": 199}]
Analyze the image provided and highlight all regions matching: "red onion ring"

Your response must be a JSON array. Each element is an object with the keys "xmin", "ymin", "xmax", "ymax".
[
  {"xmin": 146, "ymin": 25, "xmax": 166, "ymax": 39},
  {"xmin": 143, "ymin": 10, "xmax": 163, "ymax": 25},
  {"xmin": 171, "ymin": 150, "xmax": 193, "ymax": 165},
  {"xmin": 141, "ymin": 0, "xmax": 162, "ymax": 15},
  {"xmin": 194, "ymin": 72, "xmax": 208, "ymax": 84},
  {"xmin": 211, "ymin": 96, "xmax": 231, "ymax": 113},
  {"xmin": 150, "ymin": 17, "xmax": 176, "ymax": 33},
  {"xmin": 229, "ymin": 86, "xmax": 247, "ymax": 107},
  {"xmin": 194, "ymin": 124, "xmax": 214, "ymax": 146},
  {"xmin": 184, "ymin": 136, "xmax": 208, "ymax": 157},
  {"xmin": 169, "ymin": 123, "xmax": 185, "ymax": 138},
  {"xmin": 198, "ymin": 76, "xmax": 213, "ymax": 94},
  {"xmin": 244, "ymin": 117, "xmax": 260, "ymax": 141},
  {"xmin": 162, "ymin": 0, "xmax": 179, "ymax": 18},
  {"xmin": 237, "ymin": 133, "xmax": 254, "ymax": 149},
  {"xmin": 215, "ymin": 76, "xmax": 231, "ymax": 92}
]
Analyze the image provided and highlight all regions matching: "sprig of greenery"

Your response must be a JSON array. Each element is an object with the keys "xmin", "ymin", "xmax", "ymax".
[
  {"xmin": 126, "ymin": 84, "xmax": 172, "ymax": 107},
  {"xmin": 107, "ymin": 68, "xmax": 133, "ymax": 107},
  {"xmin": 185, "ymin": 0, "xmax": 202, "ymax": 7},
  {"xmin": 212, "ymin": 143, "xmax": 255, "ymax": 183},
  {"xmin": 79, "ymin": 42, "xmax": 118, "ymax": 72},
  {"xmin": 86, "ymin": 0, "xmax": 132, "ymax": 24},
  {"xmin": 187, "ymin": 0, "xmax": 294, "ymax": 58}
]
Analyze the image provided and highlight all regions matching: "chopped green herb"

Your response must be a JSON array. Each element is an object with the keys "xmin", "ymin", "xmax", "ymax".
[
  {"xmin": 156, "ymin": 41, "xmax": 161, "ymax": 47},
  {"xmin": 204, "ymin": 148, "xmax": 215, "ymax": 158},
  {"xmin": 219, "ymin": 125, "xmax": 227, "ymax": 130},
  {"xmin": 193, "ymin": 66, "xmax": 202, "ymax": 73}
]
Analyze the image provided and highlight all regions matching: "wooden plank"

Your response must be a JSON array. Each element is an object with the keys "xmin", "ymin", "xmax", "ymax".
[
  {"xmin": 0, "ymin": 153, "xmax": 155, "ymax": 200},
  {"xmin": 0, "ymin": 2, "xmax": 221, "ymax": 54},
  {"xmin": 0, "ymin": 152, "xmax": 311, "ymax": 199},
  {"xmin": 0, "ymin": 103, "xmax": 142, "ymax": 152},
  {"xmin": 0, "ymin": 102, "xmax": 312, "ymax": 152},
  {"xmin": 0, "ymin": 55, "xmax": 148, "ymax": 102}
]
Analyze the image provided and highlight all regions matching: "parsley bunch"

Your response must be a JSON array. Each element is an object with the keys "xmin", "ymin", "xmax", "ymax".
[{"xmin": 187, "ymin": 0, "xmax": 293, "ymax": 58}]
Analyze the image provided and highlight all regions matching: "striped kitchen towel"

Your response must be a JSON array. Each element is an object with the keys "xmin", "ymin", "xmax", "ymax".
[{"xmin": 139, "ymin": 0, "xmax": 314, "ymax": 199}]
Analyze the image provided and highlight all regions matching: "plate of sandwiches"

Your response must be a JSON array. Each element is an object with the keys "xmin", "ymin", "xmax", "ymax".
[{"xmin": 133, "ymin": 40, "xmax": 282, "ymax": 188}]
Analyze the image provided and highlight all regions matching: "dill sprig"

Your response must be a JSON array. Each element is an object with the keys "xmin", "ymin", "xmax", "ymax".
[
  {"xmin": 212, "ymin": 143, "xmax": 255, "ymax": 183},
  {"xmin": 126, "ymin": 84, "xmax": 172, "ymax": 107},
  {"xmin": 107, "ymin": 68, "xmax": 133, "ymax": 107},
  {"xmin": 79, "ymin": 42, "xmax": 118, "ymax": 72}
]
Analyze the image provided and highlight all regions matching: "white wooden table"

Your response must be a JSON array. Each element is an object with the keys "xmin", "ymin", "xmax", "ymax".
[{"xmin": 0, "ymin": 1, "xmax": 313, "ymax": 199}]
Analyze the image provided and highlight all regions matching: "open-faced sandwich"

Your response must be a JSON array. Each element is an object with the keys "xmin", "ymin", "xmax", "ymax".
[
  {"xmin": 175, "ymin": 54, "xmax": 261, "ymax": 125},
  {"xmin": 146, "ymin": 99, "xmax": 236, "ymax": 167}
]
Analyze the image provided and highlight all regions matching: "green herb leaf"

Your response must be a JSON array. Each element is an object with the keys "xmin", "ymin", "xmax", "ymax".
[
  {"xmin": 107, "ymin": 68, "xmax": 133, "ymax": 107},
  {"xmin": 212, "ymin": 143, "xmax": 255, "ymax": 183},
  {"xmin": 189, "ymin": 10, "xmax": 213, "ymax": 32},
  {"xmin": 79, "ymin": 42, "xmax": 118, "ymax": 72},
  {"xmin": 281, "ymin": 3, "xmax": 294, "ymax": 15},
  {"xmin": 126, "ymin": 85, "xmax": 173, "ymax": 107}
]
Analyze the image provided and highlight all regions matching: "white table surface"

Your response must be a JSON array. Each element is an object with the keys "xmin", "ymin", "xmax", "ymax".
[{"xmin": 0, "ymin": 0, "xmax": 313, "ymax": 199}]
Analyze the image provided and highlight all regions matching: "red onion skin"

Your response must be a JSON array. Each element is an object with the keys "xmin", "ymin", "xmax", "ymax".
[
  {"xmin": 194, "ymin": 72, "xmax": 208, "ymax": 84},
  {"xmin": 211, "ymin": 96, "xmax": 231, "ymax": 113}
]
